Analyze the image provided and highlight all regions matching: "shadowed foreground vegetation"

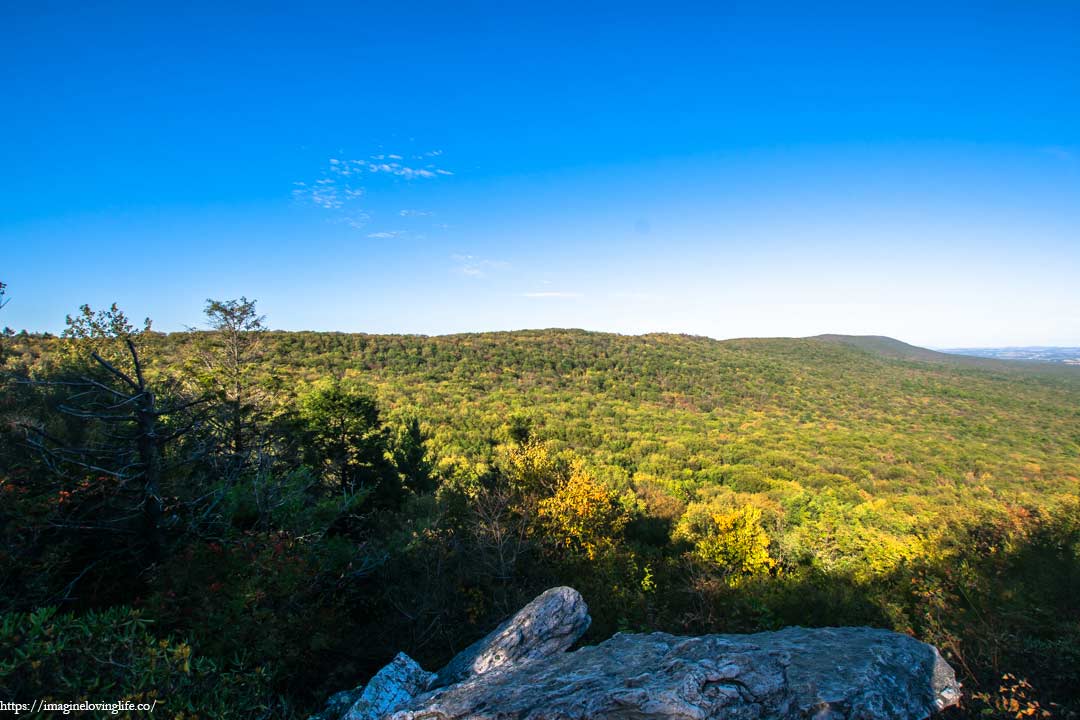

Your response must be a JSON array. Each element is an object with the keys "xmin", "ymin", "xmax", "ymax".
[{"xmin": 2, "ymin": 309, "xmax": 1078, "ymax": 718}]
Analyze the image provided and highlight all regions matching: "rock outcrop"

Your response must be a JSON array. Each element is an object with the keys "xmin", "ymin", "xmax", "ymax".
[
  {"xmin": 397, "ymin": 627, "xmax": 961, "ymax": 719},
  {"xmin": 341, "ymin": 653, "xmax": 436, "ymax": 720},
  {"xmin": 434, "ymin": 585, "xmax": 591, "ymax": 687},
  {"xmin": 312, "ymin": 588, "xmax": 961, "ymax": 720}
]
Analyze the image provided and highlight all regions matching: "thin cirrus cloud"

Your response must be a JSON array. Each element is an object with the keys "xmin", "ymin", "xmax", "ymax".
[
  {"xmin": 342, "ymin": 213, "xmax": 371, "ymax": 230},
  {"xmin": 293, "ymin": 151, "xmax": 451, "ymax": 236},
  {"xmin": 521, "ymin": 291, "xmax": 583, "ymax": 299},
  {"xmin": 453, "ymin": 254, "xmax": 510, "ymax": 278},
  {"xmin": 326, "ymin": 156, "xmax": 454, "ymax": 179},
  {"xmin": 292, "ymin": 179, "xmax": 343, "ymax": 209},
  {"xmin": 369, "ymin": 230, "xmax": 427, "ymax": 241}
]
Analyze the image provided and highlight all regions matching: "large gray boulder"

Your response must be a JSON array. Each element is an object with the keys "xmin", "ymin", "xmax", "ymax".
[
  {"xmin": 433, "ymin": 586, "xmax": 591, "ymax": 686},
  {"xmin": 342, "ymin": 653, "xmax": 436, "ymax": 720},
  {"xmin": 315, "ymin": 588, "xmax": 961, "ymax": 719},
  {"xmin": 392, "ymin": 626, "xmax": 960, "ymax": 720}
]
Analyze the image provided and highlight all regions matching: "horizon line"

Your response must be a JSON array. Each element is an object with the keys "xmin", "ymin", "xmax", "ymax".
[{"xmin": 8, "ymin": 325, "xmax": 1080, "ymax": 350}]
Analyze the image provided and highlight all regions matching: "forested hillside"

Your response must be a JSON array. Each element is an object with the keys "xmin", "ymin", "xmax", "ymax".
[{"xmin": 3, "ymin": 312, "xmax": 1078, "ymax": 718}]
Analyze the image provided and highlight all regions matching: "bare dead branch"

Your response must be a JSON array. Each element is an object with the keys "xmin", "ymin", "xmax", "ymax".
[{"xmin": 90, "ymin": 351, "xmax": 139, "ymax": 390}]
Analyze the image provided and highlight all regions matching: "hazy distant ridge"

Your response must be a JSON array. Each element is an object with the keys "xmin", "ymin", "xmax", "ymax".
[
  {"xmin": 810, "ymin": 334, "xmax": 1080, "ymax": 367},
  {"xmin": 940, "ymin": 346, "xmax": 1080, "ymax": 365}
]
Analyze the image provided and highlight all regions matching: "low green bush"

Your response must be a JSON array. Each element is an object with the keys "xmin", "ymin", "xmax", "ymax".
[{"xmin": 0, "ymin": 605, "xmax": 287, "ymax": 719}]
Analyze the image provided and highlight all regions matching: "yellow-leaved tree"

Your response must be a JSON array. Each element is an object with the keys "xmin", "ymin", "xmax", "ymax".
[
  {"xmin": 538, "ymin": 460, "xmax": 633, "ymax": 561},
  {"xmin": 675, "ymin": 503, "xmax": 777, "ymax": 580}
]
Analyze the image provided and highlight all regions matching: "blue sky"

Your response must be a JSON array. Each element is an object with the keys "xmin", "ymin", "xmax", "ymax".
[{"xmin": 3, "ymin": 1, "xmax": 1078, "ymax": 346}]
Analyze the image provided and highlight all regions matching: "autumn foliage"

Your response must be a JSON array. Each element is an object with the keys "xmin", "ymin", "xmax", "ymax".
[{"xmin": 2, "ymin": 321, "xmax": 1079, "ymax": 717}]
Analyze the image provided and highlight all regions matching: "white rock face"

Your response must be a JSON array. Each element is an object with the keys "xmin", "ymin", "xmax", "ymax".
[{"xmin": 433, "ymin": 585, "xmax": 591, "ymax": 687}]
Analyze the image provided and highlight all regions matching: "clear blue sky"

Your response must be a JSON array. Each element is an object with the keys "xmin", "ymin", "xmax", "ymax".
[{"xmin": 3, "ymin": 0, "xmax": 1078, "ymax": 346}]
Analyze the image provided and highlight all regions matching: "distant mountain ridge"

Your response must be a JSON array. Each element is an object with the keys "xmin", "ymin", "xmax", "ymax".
[
  {"xmin": 811, "ymin": 334, "xmax": 1080, "ymax": 369},
  {"xmin": 809, "ymin": 334, "xmax": 961, "ymax": 363}
]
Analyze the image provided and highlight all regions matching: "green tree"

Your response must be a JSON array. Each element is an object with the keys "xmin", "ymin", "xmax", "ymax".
[
  {"xmin": 0, "ymin": 280, "xmax": 11, "ymax": 361},
  {"xmin": 297, "ymin": 380, "xmax": 399, "ymax": 504},
  {"xmin": 505, "ymin": 412, "xmax": 533, "ymax": 445},
  {"xmin": 60, "ymin": 303, "xmax": 151, "ymax": 368},
  {"xmin": 197, "ymin": 297, "xmax": 267, "ymax": 462},
  {"xmin": 393, "ymin": 417, "xmax": 436, "ymax": 495}
]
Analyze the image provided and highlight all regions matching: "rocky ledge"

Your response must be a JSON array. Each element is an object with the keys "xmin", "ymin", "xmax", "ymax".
[{"xmin": 312, "ymin": 586, "xmax": 961, "ymax": 720}]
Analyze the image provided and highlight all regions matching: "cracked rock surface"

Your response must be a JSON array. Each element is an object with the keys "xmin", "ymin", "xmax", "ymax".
[
  {"xmin": 393, "ymin": 627, "xmax": 959, "ymax": 720},
  {"xmin": 312, "ymin": 588, "xmax": 961, "ymax": 720}
]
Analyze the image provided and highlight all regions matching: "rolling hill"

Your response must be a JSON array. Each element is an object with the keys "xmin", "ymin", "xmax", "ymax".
[{"xmin": 90, "ymin": 328, "xmax": 1080, "ymax": 555}]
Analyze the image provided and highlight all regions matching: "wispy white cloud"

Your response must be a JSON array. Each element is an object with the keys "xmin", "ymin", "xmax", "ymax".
[
  {"xmin": 335, "ymin": 154, "xmax": 453, "ymax": 180},
  {"xmin": 292, "ymin": 180, "xmax": 345, "ymax": 210},
  {"xmin": 453, "ymin": 254, "xmax": 509, "ymax": 278},
  {"xmin": 294, "ymin": 150, "xmax": 453, "ymax": 235},
  {"xmin": 367, "ymin": 163, "xmax": 438, "ymax": 178},
  {"xmin": 343, "ymin": 213, "xmax": 370, "ymax": 230},
  {"xmin": 522, "ymin": 291, "xmax": 583, "ymax": 299}
]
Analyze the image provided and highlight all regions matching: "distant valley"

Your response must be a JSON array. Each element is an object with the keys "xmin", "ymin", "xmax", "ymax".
[{"xmin": 941, "ymin": 346, "xmax": 1080, "ymax": 364}]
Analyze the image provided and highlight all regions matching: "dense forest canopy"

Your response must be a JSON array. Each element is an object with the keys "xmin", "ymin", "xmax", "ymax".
[{"xmin": 2, "ymin": 308, "xmax": 1078, "ymax": 719}]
